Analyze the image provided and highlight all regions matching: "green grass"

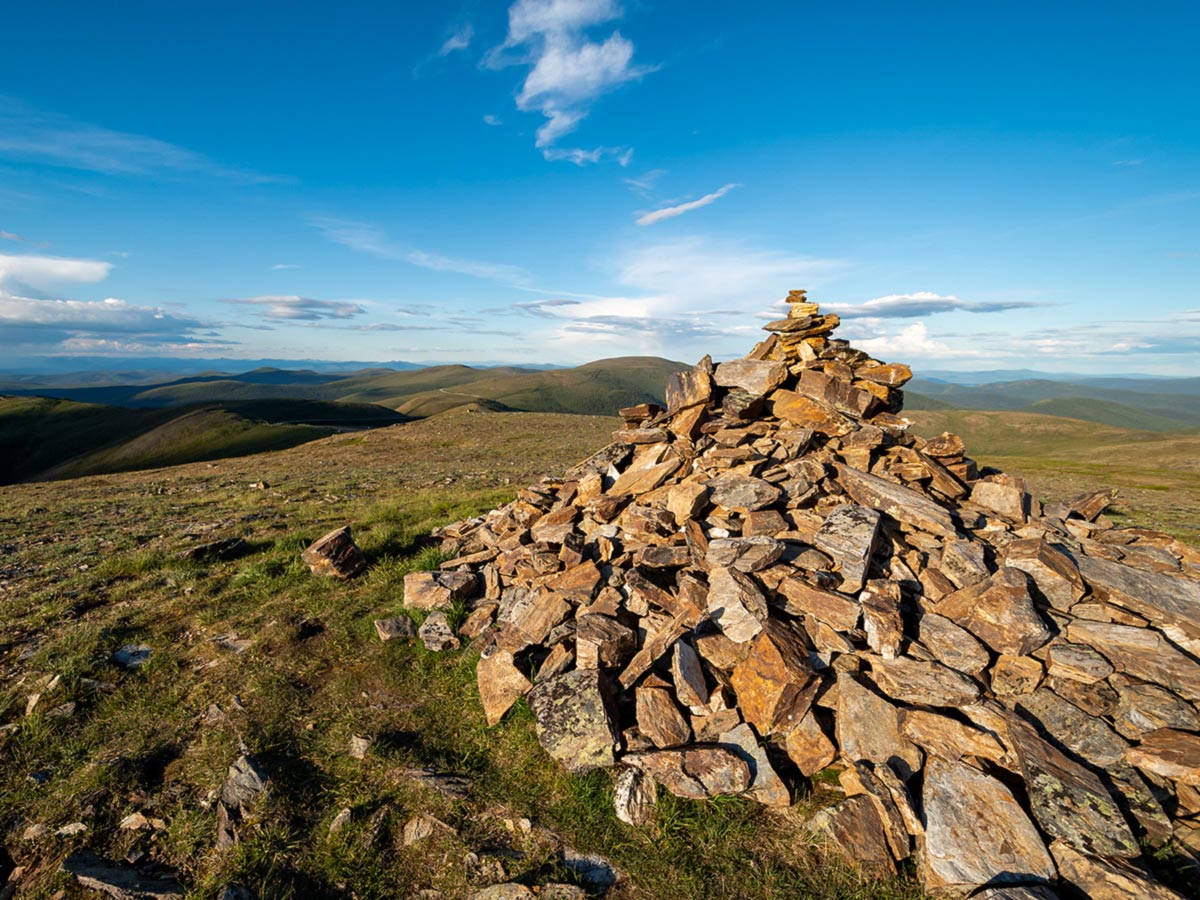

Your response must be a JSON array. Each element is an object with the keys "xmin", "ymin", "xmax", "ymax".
[{"xmin": 0, "ymin": 409, "xmax": 930, "ymax": 899}]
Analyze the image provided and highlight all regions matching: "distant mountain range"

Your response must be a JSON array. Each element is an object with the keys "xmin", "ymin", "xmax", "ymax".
[
  {"xmin": 905, "ymin": 375, "xmax": 1200, "ymax": 431},
  {"xmin": 0, "ymin": 357, "xmax": 686, "ymax": 483},
  {"xmin": 4, "ymin": 358, "xmax": 1198, "ymax": 485}
]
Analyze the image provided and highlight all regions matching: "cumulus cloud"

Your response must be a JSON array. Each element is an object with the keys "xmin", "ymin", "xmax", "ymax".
[
  {"xmin": 439, "ymin": 24, "xmax": 474, "ymax": 55},
  {"xmin": 0, "ymin": 294, "xmax": 218, "ymax": 352},
  {"xmin": 823, "ymin": 292, "xmax": 1042, "ymax": 319},
  {"xmin": 226, "ymin": 295, "xmax": 366, "ymax": 321},
  {"xmin": 309, "ymin": 216, "xmax": 532, "ymax": 285},
  {"xmin": 486, "ymin": 0, "xmax": 650, "ymax": 162},
  {"xmin": 0, "ymin": 97, "xmax": 279, "ymax": 184},
  {"xmin": 636, "ymin": 183, "xmax": 741, "ymax": 226},
  {"xmin": 849, "ymin": 322, "xmax": 981, "ymax": 359}
]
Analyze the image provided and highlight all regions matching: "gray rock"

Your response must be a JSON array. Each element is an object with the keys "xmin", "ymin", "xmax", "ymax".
[
  {"xmin": 706, "ymin": 536, "xmax": 785, "ymax": 573},
  {"xmin": 374, "ymin": 616, "xmax": 416, "ymax": 641},
  {"xmin": 717, "ymin": 722, "xmax": 790, "ymax": 807},
  {"xmin": 419, "ymin": 611, "xmax": 460, "ymax": 652},
  {"xmin": 706, "ymin": 566, "xmax": 767, "ymax": 643},
  {"xmin": 1006, "ymin": 714, "xmax": 1139, "ymax": 858},
  {"xmin": 835, "ymin": 463, "xmax": 957, "ymax": 537},
  {"xmin": 920, "ymin": 757, "xmax": 1055, "ymax": 892},
  {"xmin": 613, "ymin": 767, "xmax": 656, "ymax": 826},
  {"xmin": 867, "ymin": 656, "xmax": 980, "ymax": 707},
  {"xmin": 527, "ymin": 669, "xmax": 618, "ymax": 773},
  {"xmin": 1077, "ymin": 554, "xmax": 1200, "ymax": 633},
  {"xmin": 812, "ymin": 503, "xmax": 881, "ymax": 593},
  {"xmin": 560, "ymin": 848, "xmax": 621, "ymax": 891},
  {"xmin": 1015, "ymin": 688, "xmax": 1128, "ymax": 768},
  {"xmin": 61, "ymin": 849, "xmax": 184, "ymax": 900},
  {"xmin": 112, "ymin": 644, "xmax": 152, "ymax": 669},
  {"xmin": 915, "ymin": 611, "xmax": 989, "ymax": 677},
  {"xmin": 625, "ymin": 746, "xmax": 751, "ymax": 799},
  {"xmin": 708, "ymin": 475, "xmax": 782, "ymax": 511},
  {"xmin": 217, "ymin": 754, "xmax": 269, "ymax": 848}
]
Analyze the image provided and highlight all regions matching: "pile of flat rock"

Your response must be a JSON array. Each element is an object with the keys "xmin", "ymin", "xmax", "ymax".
[{"xmin": 403, "ymin": 290, "xmax": 1200, "ymax": 898}]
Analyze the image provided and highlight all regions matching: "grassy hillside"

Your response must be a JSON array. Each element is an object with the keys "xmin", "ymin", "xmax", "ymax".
[
  {"xmin": 0, "ymin": 397, "xmax": 407, "ymax": 484},
  {"xmin": 0, "ymin": 410, "xmax": 931, "ymax": 900},
  {"xmin": 908, "ymin": 378, "xmax": 1200, "ymax": 429},
  {"xmin": 907, "ymin": 408, "xmax": 1200, "ymax": 543}
]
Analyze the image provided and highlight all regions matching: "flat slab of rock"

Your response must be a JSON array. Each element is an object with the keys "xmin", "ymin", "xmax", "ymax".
[
  {"xmin": 477, "ymin": 649, "xmax": 532, "ymax": 726},
  {"xmin": 868, "ymin": 656, "xmax": 980, "ymax": 707},
  {"xmin": 301, "ymin": 526, "xmax": 367, "ymax": 578},
  {"xmin": 527, "ymin": 669, "xmax": 618, "ymax": 773},
  {"xmin": 812, "ymin": 504, "xmax": 880, "ymax": 593},
  {"xmin": 1076, "ymin": 554, "xmax": 1200, "ymax": 633},
  {"xmin": 835, "ymin": 464, "xmax": 957, "ymax": 536},
  {"xmin": 1005, "ymin": 538, "xmax": 1085, "ymax": 609},
  {"xmin": 717, "ymin": 722, "xmax": 790, "ymax": 807},
  {"xmin": 937, "ymin": 566, "xmax": 1051, "ymax": 657},
  {"xmin": 713, "ymin": 358, "xmax": 787, "ymax": 395},
  {"xmin": 1067, "ymin": 620, "xmax": 1200, "ymax": 701},
  {"xmin": 403, "ymin": 570, "xmax": 477, "ymax": 610},
  {"xmin": 920, "ymin": 757, "xmax": 1055, "ymax": 892},
  {"xmin": 708, "ymin": 475, "xmax": 781, "ymax": 511},
  {"xmin": 807, "ymin": 795, "xmax": 896, "ymax": 878},
  {"xmin": 1050, "ymin": 839, "xmax": 1185, "ymax": 900},
  {"xmin": 731, "ymin": 619, "xmax": 815, "ymax": 734},
  {"xmin": 635, "ymin": 685, "xmax": 691, "ymax": 748},
  {"xmin": 1007, "ymin": 714, "xmax": 1139, "ymax": 858},
  {"xmin": 836, "ymin": 673, "xmax": 922, "ymax": 779},
  {"xmin": 706, "ymin": 566, "xmax": 768, "ymax": 643},
  {"xmin": 1125, "ymin": 728, "xmax": 1200, "ymax": 782},
  {"xmin": 626, "ymin": 746, "xmax": 751, "ymax": 799},
  {"xmin": 374, "ymin": 617, "xmax": 415, "ymax": 641},
  {"xmin": 62, "ymin": 849, "xmax": 184, "ymax": 900}
]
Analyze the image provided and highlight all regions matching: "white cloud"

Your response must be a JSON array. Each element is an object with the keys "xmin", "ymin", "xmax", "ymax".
[
  {"xmin": 483, "ymin": 114, "xmax": 504, "ymax": 126},
  {"xmin": 0, "ymin": 98, "xmax": 279, "ymax": 184},
  {"xmin": 439, "ymin": 24, "xmax": 474, "ymax": 55},
  {"xmin": 851, "ymin": 322, "xmax": 981, "ymax": 359},
  {"xmin": 823, "ymin": 291, "xmax": 1043, "ymax": 319},
  {"xmin": 624, "ymin": 168, "xmax": 664, "ymax": 195},
  {"xmin": 487, "ymin": 0, "xmax": 650, "ymax": 162},
  {"xmin": 227, "ymin": 295, "xmax": 366, "ymax": 321},
  {"xmin": 0, "ymin": 253, "xmax": 111, "ymax": 293},
  {"xmin": 309, "ymin": 217, "xmax": 531, "ymax": 285},
  {"xmin": 271, "ymin": 263, "xmax": 302, "ymax": 270},
  {"xmin": 636, "ymin": 183, "xmax": 741, "ymax": 226}
]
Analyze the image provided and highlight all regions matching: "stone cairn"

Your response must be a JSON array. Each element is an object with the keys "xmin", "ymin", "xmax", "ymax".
[{"xmin": 402, "ymin": 290, "xmax": 1200, "ymax": 898}]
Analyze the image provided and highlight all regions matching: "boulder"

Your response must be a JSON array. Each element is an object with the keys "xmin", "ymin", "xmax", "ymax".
[{"xmin": 301, "ymin": 526, "xmax": 367, "ymax": 579}]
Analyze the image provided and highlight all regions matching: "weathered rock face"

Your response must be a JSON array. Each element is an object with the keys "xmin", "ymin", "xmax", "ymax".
[
  {"xmin": 415, "ymin": 290, "xmax": 1200, "ymax": 898},
  {"xmin": 301, "ymin": 526, "xmax": 367, "ymax": 578},
  {"xmin": 527, "ymin": 670, "xmax": 618, "ymax": 773}
]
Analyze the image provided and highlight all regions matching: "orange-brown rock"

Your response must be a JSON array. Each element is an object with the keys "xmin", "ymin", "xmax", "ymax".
[{"xmin": 730, "ymin": 620, "xmax": 816, "ymax": 734}]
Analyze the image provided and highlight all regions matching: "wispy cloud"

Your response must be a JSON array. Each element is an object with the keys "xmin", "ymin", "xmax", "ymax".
[
  {"xmin": 483, "ymin": 114, "xmax": 504, "ymax": 126},
  {"xmin": 0, "ymin": 97, "xmax": 281, "ymax": 184},
  {"xmin": 485, "ymin": 0, "xmax": 652, "ymax": 163},
  {"xmin": 624, "ymin": 169, "xmax": 664, "ymax": 196},
  {"xmin": 271, "ymin": 263, "xmax": 302, "ymax": 270},
  {"xmin": 226, "ymin": 295, "xmax": 366, "ymax": 321},
  {"xmin": 439, "ymin": 24, "xmax": 474, "ymax": 55},
  {"xmin": 822, "ymin": 292, "xmax": 1043, "ymax": 319},
  {"xmin": 1112, "ymin": 159, "xmax": 1144, "ymax": 166},
  {"xmin": 636, "ymin": 183, "xmax": 741, "ymax": 226},
  {"xmin": 309, "ymin": 216, "xmax": 531, "ymax": 285}
]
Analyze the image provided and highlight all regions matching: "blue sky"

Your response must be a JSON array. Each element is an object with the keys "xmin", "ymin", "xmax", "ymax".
[{"xmin": 1, "ymin": 0, "xmax": 1198, "ymax": 373}]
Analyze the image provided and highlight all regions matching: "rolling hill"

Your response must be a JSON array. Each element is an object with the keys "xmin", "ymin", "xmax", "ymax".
[{"xmin": 0, "ymin": 397, "xmax": 408, "ymax": 484}]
